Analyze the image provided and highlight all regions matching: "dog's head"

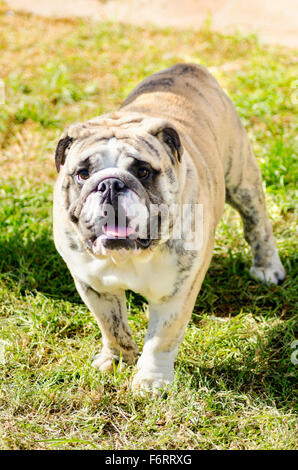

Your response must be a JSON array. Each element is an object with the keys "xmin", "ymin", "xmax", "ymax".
[{"xmin": 55, "ymin": 112, "xmax": 184, "ymax": 257}]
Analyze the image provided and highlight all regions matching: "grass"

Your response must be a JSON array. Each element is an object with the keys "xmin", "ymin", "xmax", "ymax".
[{"xmin": 0, "ymin": 1, "xmax": 297, "ymax": 450}]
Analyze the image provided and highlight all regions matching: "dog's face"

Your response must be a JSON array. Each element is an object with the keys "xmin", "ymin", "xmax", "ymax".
[{"xmin": 55, "ymin": 113, "xmax": 184, "ymax": 258}]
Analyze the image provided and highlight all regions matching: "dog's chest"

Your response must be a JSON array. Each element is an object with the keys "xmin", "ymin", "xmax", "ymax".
[{"xmin": 65, "ymin": 246, "xmax": 178, "ymax": 302}]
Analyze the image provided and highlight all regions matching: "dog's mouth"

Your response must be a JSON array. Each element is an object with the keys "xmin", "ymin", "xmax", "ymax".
[
  {"xmin": 102, "ymin": 223, "xmax": 151, "ymax": 246},
  {"xmin": 102, "ymin": 223, "xmax": 135, "ymax": 239},
  {"xmin": 86, "ymin": 219, "xmax": 152, "ymax": 257}
]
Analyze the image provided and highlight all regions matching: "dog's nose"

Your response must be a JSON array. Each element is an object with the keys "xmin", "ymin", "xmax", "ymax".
[{"xmin": 97, "ymin": 178, "xmax": 125, "ymax": 200}]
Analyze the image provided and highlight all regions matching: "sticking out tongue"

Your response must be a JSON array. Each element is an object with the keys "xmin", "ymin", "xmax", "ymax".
[{"xmin": 103, "ymin": 224, "xmax": 135, "ymax": 238}]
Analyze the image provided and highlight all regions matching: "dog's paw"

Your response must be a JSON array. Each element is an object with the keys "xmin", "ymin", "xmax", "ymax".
[
  {"xmin": 91, "ymin": 350, "xmax": 117, "ymax": 372},
  {"xmin": 131, "ymin": 370, "xmax": 174, "ymax": 395},
  {"xmin": 92, "ymin": 347, "xmax": 138, "ymax": 372},
  {"xmin": 250, "ymin": 252, "xmax": 286, "ymax": 285}
]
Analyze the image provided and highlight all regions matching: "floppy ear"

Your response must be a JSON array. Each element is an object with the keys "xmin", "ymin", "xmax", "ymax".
[
  {"xmin": 155, "ymin": 126, "xmax": 183, "ymax": 164},
  {"xmin": 55, "ymin": 135, "xmax": 74, "ymax": 172}
]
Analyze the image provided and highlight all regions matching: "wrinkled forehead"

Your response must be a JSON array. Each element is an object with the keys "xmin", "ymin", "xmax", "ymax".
[{"xmin": 66, "ymin": 133, "xmax": 164, "ymax": 173}]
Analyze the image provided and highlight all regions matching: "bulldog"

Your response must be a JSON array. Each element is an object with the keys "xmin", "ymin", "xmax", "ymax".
[{"xmin": 53, "ymin": 64, "xmax": 285, "ymax": 391}]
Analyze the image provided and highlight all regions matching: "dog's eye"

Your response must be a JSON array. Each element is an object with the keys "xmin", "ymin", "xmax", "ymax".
[
  {"xmin": 137, "ymin": 167, "xmax": 150, "ymax": 180},
  {"xmin": 77, "ymin": 169, "xmax": 89, "ymax": 181}
]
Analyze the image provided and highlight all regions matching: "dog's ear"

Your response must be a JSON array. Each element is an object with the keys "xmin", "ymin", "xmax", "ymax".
[
  {"xmin": 55, "ymin": 134, "xmax": 74, "ymax": 172},
  {"xmin": 154, "ymin": 126, "xmax": 183, "ymax": 164}
]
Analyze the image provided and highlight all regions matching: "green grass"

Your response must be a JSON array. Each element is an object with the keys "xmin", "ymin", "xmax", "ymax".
[{"xmin": 0, "ymin": 2, "xmax": 297, "ymax": 449}]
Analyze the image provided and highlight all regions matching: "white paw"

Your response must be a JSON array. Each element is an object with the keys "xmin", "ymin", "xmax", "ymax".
[
  {"xmin": 250, "ymin": 252, "xmax": 285, "ymax": 285},
  {"xmin": 131, "ymin": 370, "xmax": 174, "ymax": 394}
]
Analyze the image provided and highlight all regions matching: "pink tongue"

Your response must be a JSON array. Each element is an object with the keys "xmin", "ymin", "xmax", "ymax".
[{"xmin": 104, "ymin": 225, "xmax": 134, "ymax": 238}]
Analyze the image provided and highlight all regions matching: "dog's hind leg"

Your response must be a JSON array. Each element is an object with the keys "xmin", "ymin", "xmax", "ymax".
[{"xmin": 225, "ymin": 133, "xmax": 285, "ymax": 285}]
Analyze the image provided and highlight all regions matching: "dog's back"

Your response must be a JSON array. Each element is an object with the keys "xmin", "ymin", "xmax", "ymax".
[{"xmin": 121, "ymin": 63, "xmax": 242, "ymax": 166}]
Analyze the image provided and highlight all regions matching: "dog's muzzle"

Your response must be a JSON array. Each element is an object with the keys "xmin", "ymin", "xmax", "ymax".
[{"xmin": 69, "ymin": 168, "xmax": 149, "ymax": 223}]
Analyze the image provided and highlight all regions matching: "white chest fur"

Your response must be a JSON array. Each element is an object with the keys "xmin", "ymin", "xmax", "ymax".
[{"xmin": 57, "ymin": 236, "xmax": 178, "ymax": 303}]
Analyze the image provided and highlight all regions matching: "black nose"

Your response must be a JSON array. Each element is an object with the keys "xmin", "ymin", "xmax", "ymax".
[{"xmin": 98, "ymin": 178, "xmax": 125, "ymax": 200}]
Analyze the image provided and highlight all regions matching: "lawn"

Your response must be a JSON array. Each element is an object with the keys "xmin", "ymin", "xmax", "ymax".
[{"xmin": 0, "ymin": 2, "xmax": 297, "ymax": 450}]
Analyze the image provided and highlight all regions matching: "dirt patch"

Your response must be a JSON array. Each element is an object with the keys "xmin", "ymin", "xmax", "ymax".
[{"xmin": 4, "ymin": 0, "xmax": 298, "ymax": 47}]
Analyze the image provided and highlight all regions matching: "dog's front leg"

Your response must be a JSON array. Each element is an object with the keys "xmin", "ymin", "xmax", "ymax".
[
  {"xmin": 74, "ymin": 279, "xmax": 139, "ymax": 371},
  {"xmin": 132, "ymin": 288, "xmax": 198, "ymax": 391}
]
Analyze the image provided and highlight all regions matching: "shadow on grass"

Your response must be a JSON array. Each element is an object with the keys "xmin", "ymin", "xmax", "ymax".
[
  {"xmin": 182, "ymin": 314, "xmax": 297, "ymax": 410},
  {"xmin": 195, "ymin": 254, "xmax": 297, "ymax": 319},
  {"xmin": 0, "ymin": 232, "xmax": 79, "ymax": 301},
  {"xmin": 0, "ymin": 183, "xmax": 78, "ymax": 300}
]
